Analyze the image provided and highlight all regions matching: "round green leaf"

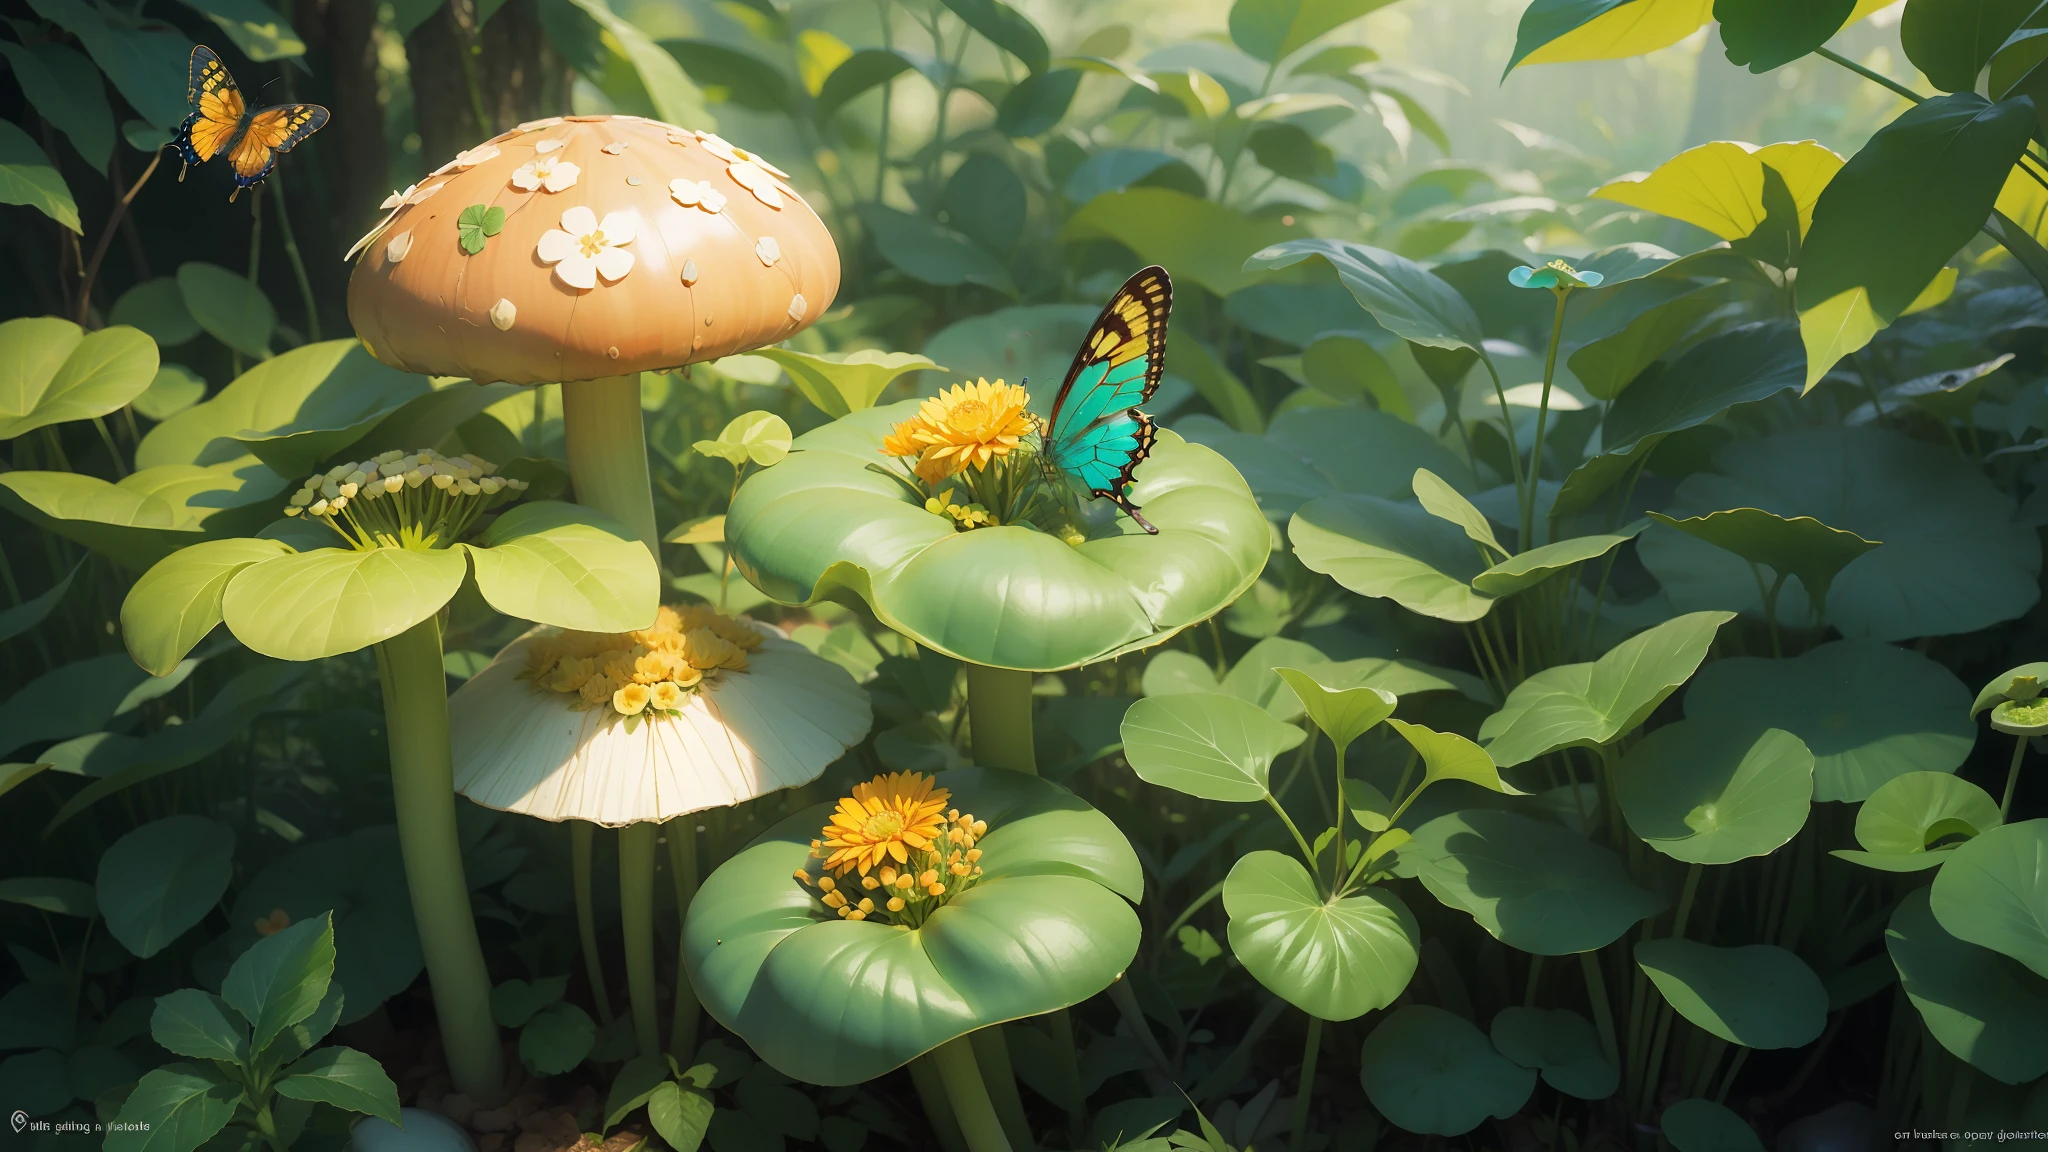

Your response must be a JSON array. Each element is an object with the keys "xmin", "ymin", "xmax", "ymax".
[
  {"xmin": 1833, "ymin": 771, "xmax": 2001, "ymax": 872},
  {"xmin": 0, "ymin": 877, "xmax": 96, "ymax": 917},
  {"xmin": 1661, "ymin": 1098, "xmax": 1766, "ymax": 1152},
  {"xmin": 462, "ymin": 501, "xmax": 658, "ymax": 633},
  {"xmin": 1888, "ymin": 885, "xmax": 2048, "ymax": 1085},
  {"xmin": 1639, "ymin": 427, "xmax": 2040, "ymax": 641},
  {"xmin": 137, "ymin": 340, "xmax": 422, "ymax": 470},
  {"xmin": 1634, "ymin": 938, "xmax": 1827, "ymax": 1049},
  {"xmin": 96, "ymin": 815, "xmax": 235, "ymax": 958},
  {"xmin": 1222, "ymin": 850, "xmax": 1419, "ymax": 1021},
  {"xmin": 134, "ymin": 364, "xmax": 208, "ymax": 421},
  {"xmin": 684, "ymin": 768, "xmax": 1142, "ymax": 1084},
  {"xmin": 221, "ymin": 546, "xmax": 469, "ymax": 660},
  {"xmin": 111, "ymin": 278, "xmax": 202, "ymax": 346},
  {"xmin": 1930, "ymin": 819, "xmax": 2048, "ymax": 979},
  {"xmin": 0, "ymin": 1049, "xmax": 75, "ymax": 1119},
  {"xmin": 122, "ymin": 537, "xmax": 294, "ymax": 676},
  {"xmin": 1683, "ymin": 638, "xmax": 1975, "ymax": 803},
  {"xmin": 177, "ymin": 261, "xmax": 275, "ymax": 358},
  {"xmin": 1406, "ymin": 809, "xmax": 1662, "ymax": 955},
  {"xmin": 696, "ymin": 410, "xmax": 794, "ymax": 468},
  {"xmin": 0, "ymin": 318, "xmax": 158, "ymax": 440},
  {"xmin": 1489, "ymin": 1006, "xmax": 1618, "ymax": 1100},
  {"xmin": 1289, "ymin": 494, "xmax": 1492, "ymax": 621},
  {"xmin": 1358, "ymin": 1005, "xmax": 1536, "ymax": 1137},
  {"xmin": 726, "ymin": 403, "xmax": 1267, "ymax": 671},
  {"xmin": 751, "ymin": 348, "xmax": 942, "ymax": 419},
  {"xmin": 520, "ymin": 1003, "xmax": 597, "ymax": 1076},
  {"xmin": 1120, "ymin": 692, "xmax": 1305, "ymax": 802},
  {"xmin": 1274, "ymin": 666, "xmax": 1394, "ymax": 750},
  {"xmin": 1617, "ymin": 722, "xmax": 1813, "ymax": 865}
]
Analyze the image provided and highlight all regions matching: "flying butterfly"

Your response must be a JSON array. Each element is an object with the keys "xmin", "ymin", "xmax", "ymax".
[
  {"xmin": 173, "ymin": 46, "xmax": 329, "ymax": 201},
  {"xmin": 1036, "ymin": 265, "xmax": 1173, "ymax": 534}
]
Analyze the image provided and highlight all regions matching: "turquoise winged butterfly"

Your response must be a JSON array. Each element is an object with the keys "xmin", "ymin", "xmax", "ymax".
[{"xmin": 1038, "ymin": 265, "xmax": 1172, "ymax": 534}]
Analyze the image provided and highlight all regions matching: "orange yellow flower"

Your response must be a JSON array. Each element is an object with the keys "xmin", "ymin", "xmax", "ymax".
[
  {"xmin": 881, "ymin": 379, "xmax": 1032, "ymax": 483},
  {"xmin": 817, "ymin": 772, "xmax": 951, "ymax": 876},
  {"xmin": 524, "ymin": 604, "xmax": 760, "ymax": 718},
  {"xmin": 798, "ymin": 773, "xmax": 991, "ymax": 926}
]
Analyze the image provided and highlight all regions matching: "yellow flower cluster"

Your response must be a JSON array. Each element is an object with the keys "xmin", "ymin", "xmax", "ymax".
[
  {"xmin": 284, "ymin": 449, "xmax": 528, "ymax": 550},
  {"xmin": 881, "ymin": 379, "xmax": 1033, "ymax": 484},
  {"xmin": 793, "ymin": 771, "xmax": 988, "ymax": 927},
  {"xmin": 523, "ymin": 604, "xmax": 761, "ymax": 720},
  {"xmin": 922, "ymin": 489, "xmax": 996, "ymax": 530}
]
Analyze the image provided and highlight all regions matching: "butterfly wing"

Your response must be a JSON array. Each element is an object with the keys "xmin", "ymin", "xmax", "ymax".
[
  {"xmin": 174, "ymin": 46, "xmax": 244, "ymax": 168},
  {"xmin": 1044, "ymin": 266, "xmax": 1172, "ymax": 531},
  {"xmin": 226, "ymin": 104, "xmax": 330, "ymax": 188}
]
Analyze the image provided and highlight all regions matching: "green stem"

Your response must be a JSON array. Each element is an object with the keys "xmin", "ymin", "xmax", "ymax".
[
  {"xmin": 375, "ymin": 616, "xmax": 504, "ymax": 1102},
  {"xmin": 966, "ymin": 663, "xmax": 1036, "ymax": 774},
  {"xmin": 667, "ymin": 820, "xmax": 701, "ymax": 1060},
  {"xmin": 1044, "ymin": 1006, "xmax": 1087, "ymax": 1140},
  {"xmin": 910, "ymin": 1053, "xmax": 971, "ymax": 1152},
  {"xmin": 268, "ymin": 172, "xmax": 320, "ymax": 342},
  {"xmin": 930, "ymin": 1035, "xmax": 1015, "ymax": 1152},
  {"xmin": 571, "ymin": 821, "xmax": 614, "ymax": 1024},
  {"xmin": 562, "ymin": 376, "xmax": 660, "ymax": 559},
  {"xmin": 619, "ymin": 821, "xmax": 661, "ymax": 1058},
  {"xmin": 1480, "ymin": 356, "xmax": 1527, "ymax": 524},
  {"xmin": 1110, "ymin": 976, "xmax": 1171, "ymax": 1073},
  {"xmin": 1289, "ymin": 1016, "xmax": 1323, "ymax": 1152},
  {"xmin": 2002, "ymin": 733, "xmax": 2028, "ymax": 819},
  {"xmin": 1815, "ymin": 47, "xmax": 1924, "ymax": 103},
  {"xmin": 1330, "ymin": 742, "xmax": 1347, "ymax": 891},
  {"xmin": 1264, "ymin": 794, "xmax": 1320, "ymax": 884},
  {"xmin": 1524, "ymin": 290, "xmax": 1569, "ymax": 545},
  {"xmin": 970, "ymin": 1027, "xmax": 1037, "ymax": 1152},
  {"xmin": 1579, "ymin": 951, "xmax": 1619, "ymax": 1071}
]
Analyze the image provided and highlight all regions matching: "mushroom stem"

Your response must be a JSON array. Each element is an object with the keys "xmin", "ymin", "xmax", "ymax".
[
  {"xmin": 966, "ymin": 664, "xmax": 1036, "ymax": 775},
  {"xmin": 666, "ymin": 819, "xmax": 702, "ymax": 1061},
  {"xmin": 562, "ymin": 375, "xmax": 661, "ymax": 559},
  {"xmin": 374, "ymin": 616, "xmax": 505, "ymax": 1102},
  {"xmin": 619, "ymin": 820, "xmax": 662, "ymax": 1058}
]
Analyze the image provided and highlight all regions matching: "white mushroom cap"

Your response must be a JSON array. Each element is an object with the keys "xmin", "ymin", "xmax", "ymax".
[{"xmin": 347, "ymin": 116, "xmax": 840, "ymax": 385}]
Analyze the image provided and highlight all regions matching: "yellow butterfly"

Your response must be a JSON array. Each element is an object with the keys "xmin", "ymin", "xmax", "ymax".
[{"xmin": 172, "ymin": 46, "xmax": 328, "ymax": 202}]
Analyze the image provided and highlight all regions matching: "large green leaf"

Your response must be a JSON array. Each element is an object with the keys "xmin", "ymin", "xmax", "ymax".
[
  {"xmin": 1682, "ymin": 639, "xmax": 1975, "ymax": 803},
  {"xmin": 1120, "ymin": 692, "xmax": 1306, "ymax": 802},
  {"xmin": 1618, "ymin": 723, "xmax": 1812, "ymax": 864},
  {"xmin": 0, "ymin": 41, "xmax": 112, "ymax": 172},
  {"xmin": 1490, "ymin": 1006, "xmax": 1618, "ymax": 1100},
  {"xmin": 1223, "ymin": 851, "xmax": 1418, "ymax": 1020},
  {"xmin": 177, "ymin": 262, "xmax": 275, "ymax": 359},
  {"xmin": 1471, "ymin": 528, "xmax": 1644, "ymax": 599},
  {"xmin": 1289, "ymin": 495, "xmax": 1492, "ymax": 621},
  {"xmin": 561, "ymin": 0, "xmax": 709, "ymax": 126},
  {"xmin": 1386, "ymin": 718, "xmax": 1519, "ymax": 797},
  {"xmin": 1646, "ymin": 508, "xmax": 1880, "ymax": 617},
  {"xmin": 0, "ymin": 652, "xmax": 151, "ymax": 760},
  {"xmin": 139, "ymin": 341, "xmax": 421, "ymax": 470},
  {"xmin": 1244, "ymin": 239, "xmax": 1484, "ymax": 352},
  {"xmin": 1639, "ymin": 427, "xmax": 2039, "ymax": 641},
  {"xmin": 1903, "ymin": 0, "xmax": 2036, "ymax": 91},
  {"xmin": 0, "ymin": 468, "xmax": 217, "ymax": 570},
  {"xmin": 752, "ymin": 349, "xmax": 942, "ymax": 419},
  {"xmin": 150, "ymin": 990, "xmax": 250, "ymax": 1064},
  {"xmin": 462, "ymin": 501, "xmax": 658, "ymax": 633},
  {"xmin": 1406, "ymin": 809, "xmax": 1663, "ymax": 955},
  {"xmin": 857, "ymin": 203, "xmax": 1011, "ymax": 292},
  {"xmin": 814, "ymin": 48, "xmax": 938, "ymax": 121},
  {"xmin": 221, "ymin": 546, "xmax": 469, "ymax": 660},
  {"xmin": 727, "ymin": 407, "xmax": 1267, "ymax": 670},
  {"xmin": 97, "ymin": 816, "xmax": 235, "ymax": 958},
  {"xmin": 1715, "ymin": 0, "xmax": 1856, "ymax": 71},
  {"xmin": 1601, "ymin": 322, "xmax": 1806, "ymax": 448},
  {"xmin": 1359, "ymin": 1005, "xmax": 1536, "ymax": 1136},
  {"xmin": 1887, "ymin": 885, "xmax": 2048, "ymax": 1084},
  {"xmin": 0, "ymin": 117, "xmax": 80, "ymax": 233},
  {"xmin": 122, "ymin": 537, "xmax": 295, "ymax": 676},
  {"xmin": 275, "ymin": 1046, "xmax": 402, "ymax": 1124},
  {"xmin": 26, "ymin": 0, "xmax": 194, "ymax": 130},
  {"xmin": 1930, "ymin": 820, "xmax": 2048, "ymax": 978},
  {"xmin": 1506, "ymin": 0, "xmax": 1713, "ymax": 72},
  {"xmin": 106, "ymin": 1064, "xmax": 240, "ymax": 1152},
  {"xmin": 1567, "ymin": 289, "xmax": 1724, "ymax": 401},
  {"xmin": 1662, "ymin": 1098, "xmax": 1766, "ymax": 1152},
  {"xmin": 238, "ymin": 378, "xmax": 513, "ymax": 480},
  {"xmin": 223, "ymin": 912, "xmax": 335, "ymax": 1056},
  {"xmin": 0, "ymin": 319, "xmax": 158, "ymax": 439},
  {"xmin": 1228, "ymin": 0, "xmax": 1399, "ymax": 62},
  {"xmin": 1274, "ymin": 667, "xmax": 1395, "ymax": 750},
  {"xmin": 1478, "ymin": 611, "xmax": 1732, "ymax": 767},
  {"xmin": 684, "ymin": 769, "xmax": 1141, "ymax": 1084},
  {"xmin": 939, "ymin": 0, "xmax": 1048, "ymax": 73},
  {"xmin": 1833, "ymin": 771, "xmax": 2001, "ymax": 872},
  {"xmin": 179, "ymin": 0, "xmax": 304, "ymax": 61},
  {"xmin": 1070, "ymin": 190, "xmax": 1303, "ymax": 297},
  {"xmin": 1635, "ymin": 939, "xmax": 1827, "ymax": 1049},
  {"xmin": 1181, "ymin": 408, "xmax": 1475, "ymax": 520}
]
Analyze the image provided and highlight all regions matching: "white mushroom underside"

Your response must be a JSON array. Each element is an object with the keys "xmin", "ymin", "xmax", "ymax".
[{"xmin": 450, "ymin": 624, "xmax": 871, "ymax": 826}]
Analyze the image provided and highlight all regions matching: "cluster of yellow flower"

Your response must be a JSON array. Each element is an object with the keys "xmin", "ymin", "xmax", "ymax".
[
  {"xmin": 523, "ymin": 604, "xmax": 762, "ymax": 719},
  {"xmin": 881, "ymin": 379, "xmax": 1033, "ymax": 485},
  {"xmin": 793, "ymin": 771, "xmax": 988, "ymax": 927},
  {"xmin": 284, "ymin": 449, "xmax": 529, "ymax": 550},
  {"xmin": 922, "ymin": 489, "xmax": 996, "ymax": 529}
]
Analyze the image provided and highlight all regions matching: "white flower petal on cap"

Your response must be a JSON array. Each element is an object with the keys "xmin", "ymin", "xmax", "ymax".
[
  {"xmin": 554, "ymin": 253, "xmax": 598, "ymax": 290},
  {"xmin": 595, "ymin": 247, "xmax": 635, "ymax": 282},
  {"xmin": 489, "ymin": 298, "xmax": 517, "ymax": 330},
  {"xmin": 788, "ymin": 293, "xmax": 806, "ymax": 321},
  {"xmin": 602, "ymin": 141, "xmax": 627, "ymax": 155},
  {"xmin": 518, "ymin": 116, "xmax": 564, "ymax": 132},
  {"xmin": 559, "ymin": 205, "xmax": 599, "ymax": 236},
  {"xmin": 406, "ymin": 182, "xmax": 445, "ymax": 205},
  {"xmin": 699, "ymin": 185, "xmax": 728, "ymax": 213},
  {"xmin": 541, "ymin": 160, "xmax": 580, "ymax": 192},
  {"xmin": 694, "ymin": 131, "xmax": 739, "ymax": 163},
  {"xmin": 680, "ymin": 259, "xmax": 699, "ymax": 286},
  {"xmin": 536, "ymin": 228, "xmax": 579, "ymax": 264},
  {"xmin": 385, "ymin": 231, "xmax": 413, "ymax": 262},
  {"xmin": 535, "ymin": 138, "xmax": 565, "ymax": 154},
  {"xmin": 755, "ymin": 236, "xmax": 781, "ymax": 266},
  {"xmin": 451, "ymin": 143, "xmax": 500, "ymax": 169},
  {"xmin": 510, "ymin": 162, "xmax": 544, "ymax": 191},
  {"xmin": 728, "ymin": 161, "xmax": 784, "ymax": 209},
  {"xmin": 379, "ymin": 184, "xmax": 416, "ymax": 210},
  {"xmin": 597, "ymin": 210, "xmax": 637, "ymax": 247}
]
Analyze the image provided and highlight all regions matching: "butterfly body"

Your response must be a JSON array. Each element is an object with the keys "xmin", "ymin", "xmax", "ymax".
[
  {"xmin": 174, "ymin": 46, "xmax": 328, "ymax": 201},
  {"xmin": 1040, "ymin": 265, "xmax": 1172, "ymax": 534}
]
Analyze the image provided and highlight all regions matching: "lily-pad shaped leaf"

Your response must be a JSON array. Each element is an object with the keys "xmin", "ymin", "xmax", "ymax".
[
  {"xmin": 683, "ymin": 768, "xmax": 1142, "ymax": 1085},
  {"xmin": 1617, "ymin": 722, "xmax": 1813, "ymax": 865},
  {"xmin": 137, "ymin": 341, "xmax": 424, "ymax": 470},
  {"xmin": 121, "ymin": 537, "xmax": 295, "ymax": 676},
  {"xmin": 1638, "ymin": 427, "xmax": 2040, "ymax": 640},
  {"xmin": 1974, "ymin": 662, "xmax": 2048, "ymax": 718},
  {"xmin": 1290, "ymin": 494, "xmax": 1492, "ymax": 622},
  {"xmin": 1406, "ymin": 809, "xmax": 1663, "ymax": 955},
  {"xmin": 221, "ymin": 546, "xmax": 470, "ymax": 661},
  {"xmin": 1661, "ymin": 1098, "xmax": 1766, "ymax": 1152},
  {"xmin": 1119, "ymin": 692, "xmax": 1305, "ymax": 802},
  {"xmin": 1478, "ymin": 611, "xmax": 1733, "ymax": 767},
  {"xmin": 1887, "ymin": 886, "xmax": 2048, "ymax": 1085},
  {"xmin": 1833, "ymin": 771, "xmax": 2001, "ymax": 872},
  {"xmin": 1359, "ymin": 1005, "xmax": 1536, "ymax": 1136},
  {"xmin": 726, "ymin": 402, "xmax": 1268, "ymax": 670},
  {"xmin": 459, "ymin": 501, "xmax": 659, "ymax": 633},
  {"xmin": 1645, "ymin": 508, "xmax": 1880, "ymax": 617},
  {"xmin": 1682, "ymin": 639, "xmax": 1975, "ymax": 803},
  {"xmin": 1273, "ymin": 667, "xmax": 1394, "ymax": 751},
  {"xmin": 1930, "ymin": 820, "xmax": 2048, "ymax": 980},
  {"xmin": 752, "ymin": 348, "xmax": 943, "ymax": 419},
  {"xmin": 1489, "ymin": 1006, "xmax": 1618, "ymax": 1100},
  {"xmin": 1222, "ymin": 850, "xmax": 1419, "ymax": 1021},
  {"xmin": 1635, "ymin": 939, "xmax": 1827, "ymax": 1049},
  {"xmin": 178, "ymin": 261, "xmax": 275, "ymax": 359},
  {"xmin": 0, "ymin": 317, "xmax": 159, "ymax": 440}
]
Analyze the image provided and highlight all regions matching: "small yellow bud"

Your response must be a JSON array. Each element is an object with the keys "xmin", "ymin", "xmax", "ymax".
[
  {"xmin": 895, "ymin": 874, "xmax": 914, "ymax": 890},
  {"xmin": 966, "ymin": 848, "xmax": 982, "ymax": 862},
  {"xmin": 861, "ymin": 876, "xmax": 879, "ymax": 890},
  {"xmin": 858, "ymin": 898, "xmax": 875, "ymax": 913},
  {"xmin": 822, "ymin": 890, "xmax": 847, "ymax": 908},
  {"xmin": 432, "ymin": 473, "xmax": 455, "ymax": 490},
  {"xmin": 879, "ymin": 866, "xmax": 898, "ymax": 885},
  {"xmin": 793, "ymin": 869, "xmax": 810, "ymax": 885},
  {"xmin": 817, "ymin": 876, "xmax": 835, "ymax": 892},
  {"xmin": 950, "ymin": 862, "xmax": 970, "ymax": 876},
  {"xmin": 846, "ymin": 908, "xmax": 866, "ymax": 921},
  {"xmin": 926, "ymin": 882, "xmax": 946, "ymax": 897},
  {"xmin": 920, "ymin": 870, "xmax": 939, "ymax": 887},
  {"xmin": 887, "ymin": 897, "xmax": 905, "ymax": 912}
]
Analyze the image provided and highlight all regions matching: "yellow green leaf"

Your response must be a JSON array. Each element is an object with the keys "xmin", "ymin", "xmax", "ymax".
[
  {"xmin": 1902, "ymin": 266, "xmax": 1959, "ymax": 316},
  {"xmin": 1593, "ymin": 139, "xmax": 1842, "ymax": 240},
  {"xmin": 1518, "ymin": 0, "xmax": 1713, "ymax": 68},
  {"xmin": 1798, "ymin": 287, "xmax": 1881, "ymax": 392}
]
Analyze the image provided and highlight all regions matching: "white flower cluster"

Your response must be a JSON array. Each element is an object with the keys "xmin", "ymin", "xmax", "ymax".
[{"xmin": 285, "ymin": 449, "xmax": 529, "ymax": 550}]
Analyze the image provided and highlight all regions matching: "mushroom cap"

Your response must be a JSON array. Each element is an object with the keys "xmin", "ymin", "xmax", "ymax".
[
  {"xmin": 449, "ymin": 620, "xmax": 872, "ymax": 826},
  {"xmin": 347, "ymin": 115, "xmax": 840, "ymax": 385}
]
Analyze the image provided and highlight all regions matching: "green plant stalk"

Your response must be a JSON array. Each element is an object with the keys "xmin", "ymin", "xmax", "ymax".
[
  {"xmin": 619, "ymin": 821, "xmax": 661, "ymax": 1058},
  {"xmin": 1330, "ymin": 739, "xmax": 1347, "ymax": 892},
  {"xmin": 966, "ymin": 663, "xmax": 1036, "ymax": 774},
  {"xmin": 910, "ymin": 1051, "xmax": 972, "ymax": 1152},
  {"xmin": 667, "ymin": 820, "xmax": 701, "ymax": 1060},
  {"xmin": 1635, "ymin": 862, "xmax": 1704, "ymax": 1118},
  {"xmin": 1579, "ymin": 951, "xmax": 1620, "ymax": 1070},
  {"xmin": 970, "ymin": 1028, "xmax": 1037, "ymax": 1152},
  {"xmin": 1289, "ymin": 1015, "xmax": 1323, "ymax": 1152},
  {"xmin": 2001, "ymin": 733, "xmax": 2028, "ymax": 818},
  {"xmin": 931, "ymin": 1036, "xmax": 1015, "ymax": 1152},
  {"xmin": 374, "ymin": 616, "xmax": 504, "ymax": 1102},
  {"xmin": 1480, "ymin": 357, "xmax": 1528, "ymax": 528},
  {"xmin": 561, "ymin": 376, "xmax": 661, "ymax": 559},
  {"xmin": 268, "ymin": 172, "xmax": 320, "ymax": 342},
  {"xmin": 1524, "ymin": 290, "xmax": 1570, "ymax": 544},
  {"xmin": 1110, "ymin": 976, "xmax": 1172, "ymax": 1074},
  {"xmin": 571, "ymin": 821, "xmax": 614, "ymax": 1023}
]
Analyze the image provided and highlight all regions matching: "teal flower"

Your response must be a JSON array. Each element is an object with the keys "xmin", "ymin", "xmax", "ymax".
[{"xmin": 1509, "ymin": 259, "xmax": 1604, "ymax": 290}]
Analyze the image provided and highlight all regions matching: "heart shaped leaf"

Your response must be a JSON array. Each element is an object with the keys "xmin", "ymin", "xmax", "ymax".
[
  {"xmin": 1119, "ymin": 692, "xmax": 1305, "ymax": 802},
  {"xmin": 1618, "ymin": 722, "xmax": 1814, "ymax": 865},
  {"xmin": 1222, "ymin": 850, "xmax": 1419, "ymax": 1021},
  {"xmin": 1930, "ymin": 819, "xmax": 2048, "ymax": 979},
  {"xmin": 1407, "ymin": 809, "xmax": 1662, "ymax": 955},
  {"xmin": 1274, "ymin": 666, "xmax": 1395, "ymax": 751},
  {"xmin": 1888, "ymin": 886, "xmax": 2048, "ymax": 1084},
  {"xmin": 1359, "ymin": 1005, "xmax": 1535, "ymax": 1136}
]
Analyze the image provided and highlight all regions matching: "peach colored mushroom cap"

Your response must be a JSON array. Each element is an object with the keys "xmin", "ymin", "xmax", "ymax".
[{"xmin": 346, "ymin": 115, "xmax": 841, "ymax": 385}]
